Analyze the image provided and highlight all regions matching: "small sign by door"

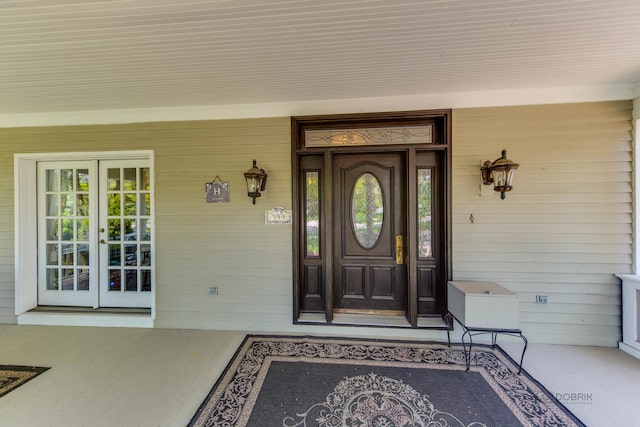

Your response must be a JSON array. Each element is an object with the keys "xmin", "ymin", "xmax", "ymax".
[
  {"xmin": 205, "ymin": 176, "xmax": 230, "ymax": 203},
  {"xmin": 265, "ymin": 206, "xmax": 292, "ymax": 224}
]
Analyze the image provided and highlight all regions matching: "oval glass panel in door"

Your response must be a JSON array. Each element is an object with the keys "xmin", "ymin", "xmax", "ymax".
[{"xmin": 351, "ymin": 173, "xmax": 384, "ymax": 249}]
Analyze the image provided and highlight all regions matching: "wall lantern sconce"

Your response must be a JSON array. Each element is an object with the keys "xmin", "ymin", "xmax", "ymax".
[
  {"xmin": 244, "ymin": 159, "xmax": 268, "ymax": 204},
  {"xmin": 481, "ymin": 149, "xmax": 519, "ymax": 199}
]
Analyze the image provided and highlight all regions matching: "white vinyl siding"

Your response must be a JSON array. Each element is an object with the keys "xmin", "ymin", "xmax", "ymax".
[{"xmin": 452, "ymin": 101, "xmax": 633, "ymax": 346}]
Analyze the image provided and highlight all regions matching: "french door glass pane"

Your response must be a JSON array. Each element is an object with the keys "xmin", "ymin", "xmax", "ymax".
[
  {"xmin": 417, "ymin": 168, "xmax": 433, "ymax": 258},
  {"xmin": 43, "ymin": 166, "xmax": 91, "ymax": 292}
]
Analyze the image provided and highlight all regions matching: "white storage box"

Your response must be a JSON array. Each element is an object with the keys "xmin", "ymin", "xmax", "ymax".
[{"xmin": 448, "ymin": 281, "xmax": 519, "ymax": 329}]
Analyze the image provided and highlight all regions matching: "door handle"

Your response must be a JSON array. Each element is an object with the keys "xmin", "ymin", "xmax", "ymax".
[
  {"xmin": 395, "ymin": 235, "xmax": 403, "ymax": 265},
  {"xmin": 100, "ymin": 239, "xmax": 107, "ymax": 244}
]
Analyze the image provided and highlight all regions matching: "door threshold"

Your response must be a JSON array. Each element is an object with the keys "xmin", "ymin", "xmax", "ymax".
[
  {"xmin": 19, "ymin": 306, "xmax": 153, "ymax": 328},
  {"xmin": 297, "ymin": 312, "xmax": 450, "ymax": 329},
  {"xmin": 332, "ymin": 312, "xmax": 412, "ymax": 328},
  {"xmin": 30, "ymin": 306, "xmax": 151, "ymax": 315}
]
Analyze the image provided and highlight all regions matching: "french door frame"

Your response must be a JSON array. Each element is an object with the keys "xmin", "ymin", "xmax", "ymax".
[
  {"xmin": 291, "ymin": 111, "xmax": 452, "ymax": 328},
  {"xmin": 14, "ymin": 150, "xmax": 155, "ymax": 323}
]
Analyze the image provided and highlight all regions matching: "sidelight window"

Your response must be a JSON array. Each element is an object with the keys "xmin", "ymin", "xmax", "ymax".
[
  {"xmin": 304, "ymin": 171, "xmax": 320, "ymax": 258},
  {"xmin": 417, "ymin": 168, "xmax": 433, "ymax": 258}
]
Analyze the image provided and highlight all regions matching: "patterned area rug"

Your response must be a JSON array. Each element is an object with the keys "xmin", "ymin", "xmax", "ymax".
[
  {"xmin": 189, "ymin": 335, "xmax": 584, "ymax": 427},
  {"xmin": 0, "ymin": 365, "xmax": 49, "ymax": 398}
]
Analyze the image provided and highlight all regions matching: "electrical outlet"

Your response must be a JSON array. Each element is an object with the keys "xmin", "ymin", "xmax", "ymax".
[
  {"xmin": 208, "ymin": 287, "xmax": 219, "ymax": 295},
  {"xmin": 536, "ymin": 295, "xmax": 548, "ymax": 304}
]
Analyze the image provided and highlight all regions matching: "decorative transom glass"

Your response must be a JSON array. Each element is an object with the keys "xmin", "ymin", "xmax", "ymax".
[{"xmin": 305, "ymin": 126, "xmax": 432, "ymax": 147}]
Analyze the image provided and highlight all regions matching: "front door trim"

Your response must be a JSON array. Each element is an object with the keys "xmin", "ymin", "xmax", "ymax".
[
  {"xmin": 292, "ymin": 110, "xmax": 451, "ymax": 328},
  {"xmin": 14, "ymin": 150, "xmax": 155, "ymax": 326}
]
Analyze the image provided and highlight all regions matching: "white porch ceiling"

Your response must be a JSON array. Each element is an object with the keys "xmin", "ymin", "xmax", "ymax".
[{"xmin": 1, "ymin": 0, "xmax": 640, "ymax": 120}]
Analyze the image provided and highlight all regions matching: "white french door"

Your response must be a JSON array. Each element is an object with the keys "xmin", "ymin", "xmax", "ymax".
[{"xmin": 37, "ymin": 159, "xmax": 153, "ymax": 308}]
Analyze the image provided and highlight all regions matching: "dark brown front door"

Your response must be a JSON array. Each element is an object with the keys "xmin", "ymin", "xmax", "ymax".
[{"xmin": 333, "ymin": 153, "xmax": 406, "ymax": 312}]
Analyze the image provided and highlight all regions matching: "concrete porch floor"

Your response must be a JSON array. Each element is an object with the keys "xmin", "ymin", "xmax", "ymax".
[{"xmin": 0, "ymin": 325, "xmax": 638, "ymax": 426}]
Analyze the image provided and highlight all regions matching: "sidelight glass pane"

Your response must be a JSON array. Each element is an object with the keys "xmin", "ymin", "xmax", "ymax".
[
  {"xmin": 305, "ymin": 171, "xmax": 320, "ymax": 257},
  {"xmin": 351, "ymin": 173, "xmax": 384, "ymax": 249},
  {"xmin": 417, "ymin": 168, "xmax": 433, "ymax": 258}
]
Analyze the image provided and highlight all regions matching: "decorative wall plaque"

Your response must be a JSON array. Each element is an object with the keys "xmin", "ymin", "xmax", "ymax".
[
  {"xmin": 205, "ymin": 176, "xmax": 230, "ymax": 203},
  {"xmin": 265, "ymin": 206, "xmax": 292, "ymax": 224}
]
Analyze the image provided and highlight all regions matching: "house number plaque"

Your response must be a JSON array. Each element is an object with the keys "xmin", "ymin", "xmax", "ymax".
[{"xmin": 265, "ymin": 206, "xmax": 292, "ymax": 224}]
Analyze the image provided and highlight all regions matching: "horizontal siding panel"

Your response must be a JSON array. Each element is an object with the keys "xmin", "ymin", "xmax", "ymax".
[
  {"xmin": 455, "ymin": 252, "xmax": 631, "ymax": 264},
  {"xmin": 518, "ymin": 293, "xmax": 619, "ymax": 305},
  {"xmin": 452, "ymin": 101, "xmax": 631, "ymax": 345},
  {"xmin": 455, "ymin": 242, "xmax": 631, "ymax": 254},
  {"xmin": 0, "ymin": 315, "xmax": 17, "ymax": 324},
  {"xmin": 454, "ymin": 193, "xmax": 631, "ymax": 204},
  {"xmin": 520, "ymin": 312, "xmax": 620, "ymax": 327},
  {"xmin": 454, "ymin": 232, "xmax": 631, "ymax": 245},
  {"xmin": 520, "ymin": 303, "xmax": 619, "ymax": 316},
  {"xmin": 453, "ymin": 223, "xmax": 630, "ymax": 234},
  {"xmin": 452, "ymin": 274, "xmax": 620, "ymax": 288},
  {"xmin": 453, "ymin": 213, "xmax": 631, "ymax": 224},
  {"xmin": 454, "ymin": 202, "xmax": 631, "ymax": 214},
  {"xmin": 454, "ymin": 261, "xmax": 630, "ymax": 274},
  {"xmin": 454, "ymin": 171, "xmax": 630, "ymax": 186},
  {"xmin": 454, "ymin": 161, "xmax": 632, "ymax": 174}
]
